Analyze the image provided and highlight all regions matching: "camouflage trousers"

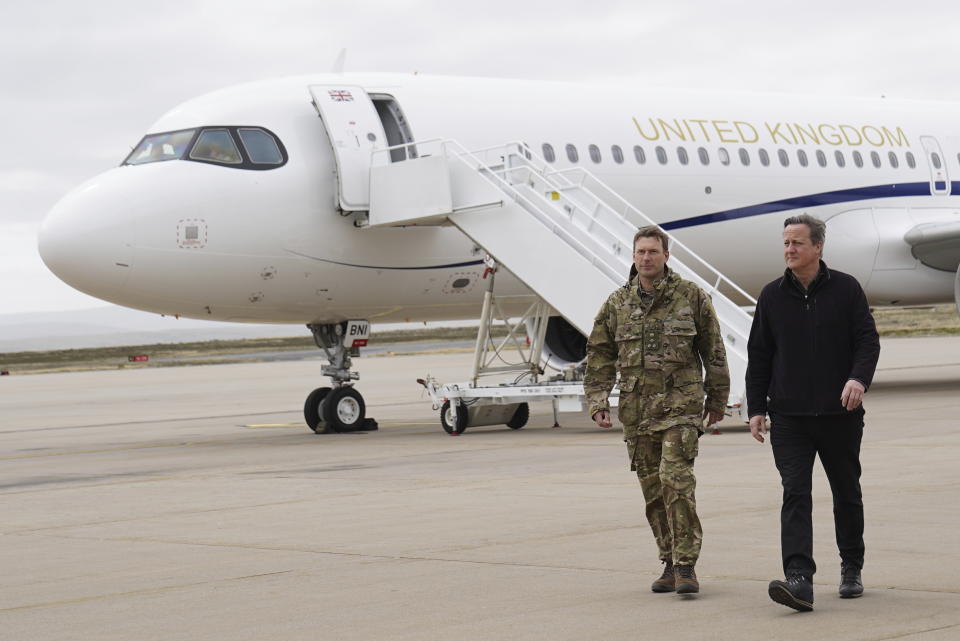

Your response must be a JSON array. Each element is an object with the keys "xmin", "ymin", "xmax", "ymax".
[{"xmin": 626, "ymin": 425, "xmax": 702, "ymax": 566}]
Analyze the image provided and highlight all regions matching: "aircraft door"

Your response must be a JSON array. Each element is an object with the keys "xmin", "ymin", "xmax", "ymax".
[
  {"xmin": 919, "ymin": 136, "xmax": 950, "ymax": 195},
  {"xmin": 309, "ymin": 85, "xmax": 387, "ymax": 211}
]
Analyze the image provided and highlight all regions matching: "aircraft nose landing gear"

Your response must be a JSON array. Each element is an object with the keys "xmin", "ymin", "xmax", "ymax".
[{"xmin": 304, "ymin": 322, "xmax": 377, "ymax": 434}]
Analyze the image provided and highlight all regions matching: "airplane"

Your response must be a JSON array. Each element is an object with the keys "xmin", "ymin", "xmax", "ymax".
[{"xmin": 38, "ymin": 73, "xmax": 960, "ymax": 433}]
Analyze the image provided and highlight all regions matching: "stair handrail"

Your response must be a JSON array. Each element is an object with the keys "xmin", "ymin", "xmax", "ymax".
[{"xmin": 372, "ymin": 138, "xmax": 757, "ymax": 312}]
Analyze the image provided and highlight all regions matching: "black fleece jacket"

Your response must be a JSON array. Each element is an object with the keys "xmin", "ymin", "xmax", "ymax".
[{"xmin": 746, "ymin": 261, "xmax": 881, "ymax": 417}]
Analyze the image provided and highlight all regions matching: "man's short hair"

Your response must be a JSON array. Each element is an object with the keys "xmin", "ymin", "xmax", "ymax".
[
  {"xmin": 633, "ymin": 226, "xmax": 670, "ymax": 252},
  {"xmin": 783, "ymin": 214, "xmax": 826, "ymax": 246}
]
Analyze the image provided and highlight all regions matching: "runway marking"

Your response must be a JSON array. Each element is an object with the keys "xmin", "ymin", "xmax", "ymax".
[
  {"xmin": 875, "ymin": 622, "xmax": 960, "ymax": 640},
  {"xmin": 877, "ymin": 362, "xmax": 960, "ymax": 372},
  {"xmin": 0, "ymin": 435, "xmax": 296, "ymax": 460},
  {"xmin": 244, "ymin": 423, "xmax": 303, "ymax": 428},
  {"xmin": 0, "ymin": 570, "xmax": 294, "ymax": 613},
  {"xmin": 242, "ymin": 422, "xmax": 435, "ymax": 428},
  {"xmin": 0, "ymin": 401, "xmax": 431, "ymax": 435}
]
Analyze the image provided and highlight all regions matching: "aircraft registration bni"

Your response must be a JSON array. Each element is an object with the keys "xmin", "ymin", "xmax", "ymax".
[{"xmin": 38, "ymin": 73, "xmax": 960, "ymax": 432}]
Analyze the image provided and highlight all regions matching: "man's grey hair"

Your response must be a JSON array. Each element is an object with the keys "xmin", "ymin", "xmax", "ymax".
[{"xmin": 783, "ymin": 214, "xmax": 826, "ymax": 246}]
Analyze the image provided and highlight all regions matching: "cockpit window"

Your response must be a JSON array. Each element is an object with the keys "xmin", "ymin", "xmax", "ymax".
[
  {"xmin": 124, "ymin": 129, "xmax": 196, "ymax": 165},
  {"xmin": 124, "ymin": 126, "xmax": 287, "ymax": 170},
  {"xmin": 238, "ymin": 128, "xmax": 283, "ymax": 164},
  {"xmin": 189, "ymin": 129, "xmax": 243, "ymax": 164}
]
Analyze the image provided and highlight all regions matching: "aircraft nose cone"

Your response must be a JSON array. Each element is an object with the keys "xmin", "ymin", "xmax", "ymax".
[{"xmin": 39, "ymin": 174, "xmax": 134, "ymax": 302}]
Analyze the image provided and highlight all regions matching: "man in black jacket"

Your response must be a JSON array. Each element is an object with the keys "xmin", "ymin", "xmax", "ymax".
[{"xmin": 746, "ymin": 214, "xmax": 880, "ymax": 612}]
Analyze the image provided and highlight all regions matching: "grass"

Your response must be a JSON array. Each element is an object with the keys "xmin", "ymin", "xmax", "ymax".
[
  {"xmin": 0, "ymin": 306, "xmax": 956, "ymax": 376},
  {"xmin": 0, "ymin": 325, "xmax": 512, "ymax": 375}
]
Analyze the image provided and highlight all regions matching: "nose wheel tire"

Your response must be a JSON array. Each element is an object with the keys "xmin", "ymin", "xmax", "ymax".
[
  {"xmin": 322, "ymin": 386, "xmax": 366, "ymax": 432},
  {"xmin": 440, "ymin": 400, "xmax": 468, "ymax": 435},
  {"xmin": 304, "ymin": 386, "xmax": 332, "ymax": 433}
]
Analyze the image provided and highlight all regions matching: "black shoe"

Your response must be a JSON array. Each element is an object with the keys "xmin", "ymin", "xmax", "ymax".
[
  {"xmin": 768, "ymin": 573, "xmax": 814, "ymax": 612},
  {"xmin": 839, "ymin": 563, "xmax": 863, "ymax": 598}
]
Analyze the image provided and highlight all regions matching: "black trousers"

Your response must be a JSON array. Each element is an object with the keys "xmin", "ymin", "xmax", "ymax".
[{"xmin": 770, "ymin": 412, "xmax": 865, "ymax": 579}]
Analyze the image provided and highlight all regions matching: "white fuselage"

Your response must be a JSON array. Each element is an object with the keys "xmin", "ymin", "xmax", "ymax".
[{"xmin": 39, "ymin": 73, "xmax": 960, "ymax": 325}]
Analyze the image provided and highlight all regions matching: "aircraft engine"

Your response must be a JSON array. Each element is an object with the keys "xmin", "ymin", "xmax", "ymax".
[
  {"xmin": 536, "ymin": 316, "xmax": 588, "ymax": 371},
  {"xmin": 955, "ymin": 265, "xmax": 960, "ymax": 316}
]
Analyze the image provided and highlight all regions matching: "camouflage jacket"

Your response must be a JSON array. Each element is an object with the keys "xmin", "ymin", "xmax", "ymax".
[{"xmin": 584, "ymin": 268, "xmax": 730, "ymax": 437}]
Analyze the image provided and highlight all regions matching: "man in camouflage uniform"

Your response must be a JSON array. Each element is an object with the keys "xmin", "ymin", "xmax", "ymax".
[{"xmin": 585, "ymin": 226, "xmax": 729, "ymax": 595}]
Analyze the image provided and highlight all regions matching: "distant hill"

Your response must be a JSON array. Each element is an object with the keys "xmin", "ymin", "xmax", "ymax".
[
  {"xmin": 0, "ymin": 306, "xmax": 305, "ymax": 352},
  {"xmin": 0, "ymin": 306, "xmax": 476, "ymax": 353}
]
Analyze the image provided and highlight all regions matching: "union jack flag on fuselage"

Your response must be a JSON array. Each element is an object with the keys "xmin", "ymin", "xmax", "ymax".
[{"xmin": 328, "ymin": 90, "xmax": 354, "ymax": 102}]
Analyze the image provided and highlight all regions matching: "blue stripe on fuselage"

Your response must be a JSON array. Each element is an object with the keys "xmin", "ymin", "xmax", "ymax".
[{"xmin": 660, "ymin": 181, "xmax": 947, "ymax": 231}]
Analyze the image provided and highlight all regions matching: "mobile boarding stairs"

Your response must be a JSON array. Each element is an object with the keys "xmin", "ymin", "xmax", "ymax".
[{"xmin": 363, "ymin": 139, "xmax": 756, "ymax": 435}]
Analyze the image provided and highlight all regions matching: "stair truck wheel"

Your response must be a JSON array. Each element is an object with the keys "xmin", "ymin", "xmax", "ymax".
[
  {"xmin": 440, "ymin": 400, "xmax": 468, "ymax": 435},
  {"xmin": 506, "ymin": 402, "xmax": 529, "ymax": 429}
]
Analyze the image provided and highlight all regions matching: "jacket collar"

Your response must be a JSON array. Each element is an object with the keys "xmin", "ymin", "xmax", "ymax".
[
  {"xmin": 780, "ymin": 259, "xmax": 830, "ymax": 294},
  {"xmin": 629, "ymin": 266, "xmax": 678, "ymax": 300}
]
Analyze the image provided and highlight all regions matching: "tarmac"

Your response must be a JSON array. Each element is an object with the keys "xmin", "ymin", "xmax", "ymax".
[{"xmin": 1, "ymin": 335, "xmax": 959, "ymax": 641}]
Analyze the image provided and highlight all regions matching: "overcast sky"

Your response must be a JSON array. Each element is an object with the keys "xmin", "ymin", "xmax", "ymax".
[{"xmin": 3, "ymin": 0, "xmax": 960, "ymax": 315}]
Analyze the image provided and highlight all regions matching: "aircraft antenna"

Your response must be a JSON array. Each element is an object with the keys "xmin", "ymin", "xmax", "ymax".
[{"xmin": 331, "ymin": 49, "xmax": 347, "ymax": 74}]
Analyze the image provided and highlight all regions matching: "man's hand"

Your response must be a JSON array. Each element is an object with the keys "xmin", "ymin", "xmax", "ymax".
[
  {"xmin": 840, "ymin": 379, "xmax": 866, "ymax": 411},
  {"xmin": 703, "ymin": 408, "xmax": 724, "ymax": 428},
  {"xmin": 592, "ymin": 410, "xmax": 612, "ymax": 428},
  {"xmin": 749, "ymin": 414, "xmax": 769, "ymax": 443}
]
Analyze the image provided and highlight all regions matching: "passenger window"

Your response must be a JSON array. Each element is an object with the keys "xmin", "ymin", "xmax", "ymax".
[
  {"xmin": 834, "ymin": 150, "xmax": 846, "ymax": 168},
  {"xmin": 565, "ymin": 144, "xmax": 579, "ymax": 163},
  {"xmin": 588, "ymin": 144, "xmax": 602, "ymax": 163},
  {"xmin": 758, "ymin": 149, "xmax": 770, "ymax": 166},
  {"xmin": 797, "ymin": 149, "xmax": 808, "ymax": 167},
  {"xmin": 521, "ymin": 142, "xmax": 532, "ymax": 160},
  {"xmin": 906, "ymin": 151, "xmax": 916, "ymax": 168},
  {"xmin": 542, "ymin": 143, "xmax": 556, "ymax": 163},
  {"xmin": 677, "ymin": 146, "xmax": 689, "ymax": 165},
  {"xmin": 931, "ymin": 152, "xmax": 942, "ymax": 169},
  {"xmin": 190, "ymin": 129, "xmax": 242, "ymax": 164},
  {"xmin": 634, "ymin": 145, "xmax": 646, "ymax": 164},
  {"xmin": 656, "ymin": 146, "xmax": 667, "ymax": 164},
  {"xmin": 852, "ymin": 151, "xmax": 863, "ymax": 168},
  {"xmin": 816, "ymin": 150, "xmax": 827, "ymax": 167},
  {"xmin": 778, "ymin": 149, "xmax": 789, "ymax": 167},
  {"xmin": 889, "ymin": 151, "xmax": 899, "ymax": 168},
  {"xmin": 718, "ymin": 147, "xmax": 730, "ymax": 165},
  {"xmin": 871, "ymin": 151, "xmax": 881, "ymax": 168},
  {"xmin": 611, "ymin": 145, "xmax": 624, "ymax": 164},
  {"xmin": 238, "ymin": 128, "xmax": 283, "ymax": 165},
  {"xmin": 738, "ymin": 148, "xmax": 750, "ymax": 166},
  {"xmin": 124, "ymin": 129, "xmax": 196, "ymax": 165},
  {"xmin": 697, "ymin": 147, "xmax": 709, "ymax": 165}
]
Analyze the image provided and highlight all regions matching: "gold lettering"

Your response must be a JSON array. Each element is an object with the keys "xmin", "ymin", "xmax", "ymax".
[
  {"xmin": 633, "ymin": 117, "xmax": 660, "ymax": 141},
  {"xmin": 818, "ymin": 124, "xmax": 843, "ymax": 145},
  {"xmin": 734, "ymin": 121, "xmax": 759, "ymax": 143},
  {"xmin": 765, "ymin": 122, "xmax": 791, "ymax": 145},
  {"xmin": 689, "ymin": 119, "xmax": 712, "ymax": 142},
  {"xmin": 792, "ymin": 123, "xmax": 820, "ymax": 145},
  {"xmin": 658, "ymin": 118, "xmax": 687, "ymax": 141},
  {"xmin": 839, "ymin": 125, "xmax": 863, "ymax": 146},
  {"xmin": 861, "ymin": 125, "xmax": 886, "ymax": 146},
  {"xmin": 881, "ymin": 126, "xmax": 909, "ymax": 147},
  {"xmin": 785, "ymin": 123, "xmax": 800, "ymax": 144},
  {"xmin": 712, "ymin": 120, "xmax": 738, "ymax": 143},
  {"xmin": 682, "ymin": 120, "xmax": 696, "ymax": 141}
]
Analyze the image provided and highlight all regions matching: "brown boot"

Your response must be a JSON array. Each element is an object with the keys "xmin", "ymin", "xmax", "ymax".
[
  {"xmin": 651, "ymin": 561, "xmax": 675, "ymax": 593},
  {"xmin": 675, "ymin": 565, "xmax": 699, "ymax": 594}
]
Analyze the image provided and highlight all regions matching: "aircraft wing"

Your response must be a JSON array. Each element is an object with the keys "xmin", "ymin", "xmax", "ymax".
[{"xmin": 904, "ymin": 221, "xmax": 960, "ymax": 271}]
